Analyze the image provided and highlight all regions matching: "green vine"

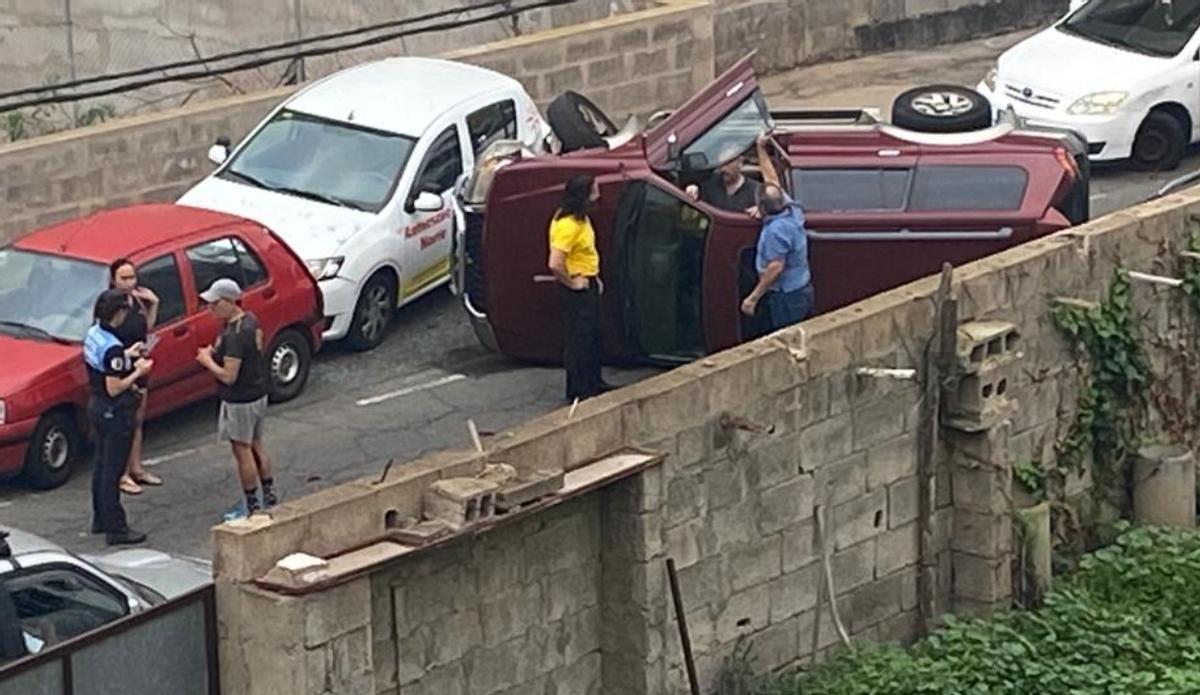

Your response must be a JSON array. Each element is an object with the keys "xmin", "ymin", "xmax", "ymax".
[
  {"xmin": 1051, "ymin": 271, "xmax": 1151, "ymax": 493},
  {"xmin": 1013, "ymin": 460, "xmax": 1046, "ymax": 501}
]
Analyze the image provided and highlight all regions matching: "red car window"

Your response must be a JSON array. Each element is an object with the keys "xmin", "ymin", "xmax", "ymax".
[{"xmin": 136, "ymin": 254, "xmax": 187, "ymax": 325}]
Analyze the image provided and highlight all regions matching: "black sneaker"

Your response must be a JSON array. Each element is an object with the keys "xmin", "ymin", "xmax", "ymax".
[
  {"xmin": 262, "ymin": 489, "xmax": 278, "ymax": 509},
  {"xmin": 90, "ymin": 524, "xmax": 102, "ymax": 535},
  {"xmin": 106, "ymin": 529, "xmax": 147, "ymax": 546}
]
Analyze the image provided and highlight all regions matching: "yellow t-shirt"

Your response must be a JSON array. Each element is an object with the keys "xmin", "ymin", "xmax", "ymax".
[{"xmin": 548, "ymin": 214, "xmax": 600, "ymax": 278}]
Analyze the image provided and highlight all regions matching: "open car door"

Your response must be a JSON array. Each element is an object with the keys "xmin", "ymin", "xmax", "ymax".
[{"xmin": 644, "ymin": 53, "xmax": 763, "ymax": 171}]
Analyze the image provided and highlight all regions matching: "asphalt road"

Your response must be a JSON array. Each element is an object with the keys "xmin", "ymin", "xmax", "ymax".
[{"xmin": 3, "ymin": 29, "xmax": 1196, "ymax": 561}]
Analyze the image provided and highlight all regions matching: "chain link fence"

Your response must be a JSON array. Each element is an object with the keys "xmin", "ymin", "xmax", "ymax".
[{"xmin": 0, "ymin": 0, "xmax": 628, "ymax": 143}]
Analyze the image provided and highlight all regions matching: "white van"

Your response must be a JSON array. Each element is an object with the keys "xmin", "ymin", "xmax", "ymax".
[{"xmin": 180, "ymin": 57, "xmax": 549, "ymax": 350}]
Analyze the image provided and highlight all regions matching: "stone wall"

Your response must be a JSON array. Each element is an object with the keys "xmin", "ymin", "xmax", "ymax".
[
  {"xmin": 713, "ymin": 0, "xmax": 1067, "ymax": 73},
  {"xmin": 0, "ymin": 0, "xmax": 714, "ymax": 249},
  {"xmin": 211, "ymin": 171, "xmax": 1200, "ymax": 694}
]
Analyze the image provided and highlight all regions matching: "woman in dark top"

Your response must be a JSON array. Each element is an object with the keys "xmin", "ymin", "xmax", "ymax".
[{"xmin": 108, "ymin": 259, "xmax": 163, "ymax": 494}]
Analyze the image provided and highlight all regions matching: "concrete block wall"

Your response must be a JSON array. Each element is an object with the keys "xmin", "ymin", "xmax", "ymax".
[
  {"xmin": 713, "ymin": 0, "xmax": 1068, "ymax": 73},
  {"xmin": 0, "ymin": 0, "xmax": 715, "ymax": 249}
]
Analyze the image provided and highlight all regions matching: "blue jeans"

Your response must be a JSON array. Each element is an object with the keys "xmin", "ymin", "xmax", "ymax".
[{"xmin": 766, "ymin": 285, "xmax": 814, "ymax": 330}]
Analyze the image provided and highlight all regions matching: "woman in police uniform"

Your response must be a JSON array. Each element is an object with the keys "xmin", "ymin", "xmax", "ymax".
[{"xmin": 84, "ymin": 290, "xmax": 153, "ymax": 546}]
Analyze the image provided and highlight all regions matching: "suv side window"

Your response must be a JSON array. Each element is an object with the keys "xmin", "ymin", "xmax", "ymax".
[
  {"xmin": 792, "ymin": 169, "xmax": 910, "ymax": 211},
  {"xmin": 414, "ymin": 126, "xmax": 464, "ymax": 195},
  {"xmin": 8, "ymin": 565, "xmax": 129, "ymax": 650},
  {"xmin": 466, "ymin": 100, "xmax": 517, "ymax": 155},
  {"xmin": 137, "ymin": 254, "xmax": 187, "ymax": 325},
  {"xmin": 909, "ymin": 165, "xmax": 1028, "ymax": 211},
  {"xmin": 186, "ymin": 237, "xmax": 268, "ymax": 293}
]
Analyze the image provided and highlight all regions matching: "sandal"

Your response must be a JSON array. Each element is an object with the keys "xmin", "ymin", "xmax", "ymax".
[
  {"xmin": 120, "ymin": 476, "xmax": 143, "ymax": 495},
  {"xmin": 133, "ymin": 472, "xmax": 162, "ymax": 486}
]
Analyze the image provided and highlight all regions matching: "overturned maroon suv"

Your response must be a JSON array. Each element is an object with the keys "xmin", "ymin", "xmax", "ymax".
[{"xmin": 450, "ymin": 54, "xmax": 1089, "ymax": 367}]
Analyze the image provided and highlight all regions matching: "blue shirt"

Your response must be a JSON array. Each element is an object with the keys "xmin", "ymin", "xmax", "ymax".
[{"xmin": 756, "ymin": 203, "xmax": 811, "ymax": 293}]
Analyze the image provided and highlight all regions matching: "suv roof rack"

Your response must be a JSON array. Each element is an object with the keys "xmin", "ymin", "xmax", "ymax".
[{"xmin": 770, "ymin": 108, "xmax": 881, "ymax": 126}]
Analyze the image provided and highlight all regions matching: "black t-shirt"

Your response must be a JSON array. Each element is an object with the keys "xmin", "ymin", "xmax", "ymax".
[
  {"xmin": 700, "ymin": 175, "xmax": 760, "ymax": 212},
  {"xmin": 112, "ymin": 296, "xmax": 148, "ymax": 347},
  {"xmin": 87, "ymin": 341, "xmax": 137, "ymax": 411},
  {"xmin": 214, "ymin": 313, "xmax": 267, "ymax": 404}
]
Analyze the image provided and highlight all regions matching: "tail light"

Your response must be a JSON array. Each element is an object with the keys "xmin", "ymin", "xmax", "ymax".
[{"xmin": 1054, "ymin": 146, "xmax": 1080, "ymax": 181}]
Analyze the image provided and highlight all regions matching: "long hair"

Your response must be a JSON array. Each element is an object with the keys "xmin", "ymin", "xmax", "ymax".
[
  {"xmin": 555, "ymin": 174, "xmax": 594, "ymax": 221},
  {"xmin": 93, "ymin": 289, "xmax": 128, "ymax": 326},
  {"xmin": 108, "ymin": 257, "xmax": 134, "ymax": 288}
]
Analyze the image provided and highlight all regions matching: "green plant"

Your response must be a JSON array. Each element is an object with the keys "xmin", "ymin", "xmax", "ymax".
[
  {"xmin": 1051, "ymin": 271, "xmax": 1151, "ymax": 504},
  {"xmin": 748, "ymin": 525, "xmax": 1200, "ymax": 694},
  {"xmin": 1013, "ymin": 460, "xmax": 1046, "ymax": 501}
]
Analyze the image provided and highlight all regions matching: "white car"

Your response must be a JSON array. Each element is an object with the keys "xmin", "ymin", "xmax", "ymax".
[
  {"xmin": 0, "ymin": 527, "xmax": 211, "ymax": 661},
  {"xmin": 180, "ymin": 57, "xmax": 550, "ymax": 350},
  {"xmin": 978, "ymin": 0, "xmax": 1200, "ymax": 170}
]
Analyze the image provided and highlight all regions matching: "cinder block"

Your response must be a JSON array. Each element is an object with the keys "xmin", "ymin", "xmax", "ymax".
[
  {"xmin": 715, "ymin": 583, "xmax": 771, "ymax": 643},
  {"xmin": 726, "ymin": 536, "xmax": 783, "ymax": 592},
  {"xmin": 814, "ymin": 452, "xmax": 867, "ymax": 505},
  {"xmin": 391, "ymin": 520, "xmax": 452, "ymax": 546},
  {"xmin": 832, "ymin": 488, "xmax": 887, "ymax": 550},
  {"xmin": 496, "ymin": 468, "xmax": 564, "ymax": 512},
  {"xmin": 876, "ymin": 523, "xmax": 919, "ymax": 577},
  {"xmin": 830, "ymin": 539, "xmax": 877, "ymax": 595},
  {"xmin": 768, "ymin": 564, "xmax": 820, "ymax": 623},
  {"xmin": 423, "ymin": 478, "xmax": 499, "ymax": 530},
  {"xmin": 952, "ymin": 552, "xmax": 1012, "ymax": 603},
  {"xmin": 887, "ymin": 476, "xmax": 920, "ymax": 529},
  {"xmin": 951, "ymin": 509, "xmax": 1012, "ymax": 557},
  {"xmin": 759, "ymin": 475, "xmax": 815, "ymax": 535}
]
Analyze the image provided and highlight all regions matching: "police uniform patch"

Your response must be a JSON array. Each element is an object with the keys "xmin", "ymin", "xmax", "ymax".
[{"xmin": 109, "ymin": 355, "xmax": 126, "ymax": 372}]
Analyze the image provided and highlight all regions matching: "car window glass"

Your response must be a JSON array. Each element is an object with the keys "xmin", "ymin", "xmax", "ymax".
[
  {"xmin": 415, "ymin": 126, "xmax": 464, "ymax": 195},
  {"xmin": 682, "ymin": 90, "xmax": 771, "ymax": 170},
  {"xmin": 222, "ymin": 109, "xmax": 417, "ymax": 214},
  {"xmin": 909, "ymin": 166, "xmax": 1028, "ymax": 211},
  {"xmin": 136, "ymin": 254, "xmax": 186, "ymax": 324},
  {"xmin": 467, "ymin": 100, "xmax": 517, "ymax": 155},
  {"xmin": 231, "ymin": 237, "xmax": 267, "ymax": 287},
  {"xmin": 792, "ymin": 169, "xmax": 910, "ymax": 211},
  {"xmin": 187, "ymin": 237, "xmax": 260, "ymax": 293},
  {"xmin": 0, "ymin": 249, "xmax": 107, "ymax": 342},
  {"xmin": 1061, "ymin": 0, "xmax": 1200, "ymax": 57},
  {"xmin": 8, "ymin": 566, "xmax": 128, "ymax": 649}
]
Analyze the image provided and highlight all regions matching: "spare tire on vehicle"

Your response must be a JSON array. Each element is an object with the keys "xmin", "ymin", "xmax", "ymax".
[
  {"xmin": 546, "ymin": 90, "xmax": 618, "ymax": 153},
  {"xmin": 892, "ymin": 85, "xmax": 992, "ymax": 134}
]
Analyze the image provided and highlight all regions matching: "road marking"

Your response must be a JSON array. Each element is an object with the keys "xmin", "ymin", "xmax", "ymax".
[
  {"xmin": 143, "ymin": 447, "xmax": 200, "ymax": 467},
  {"xmin": 0, "ymin": 501, "xmax": 12, "ymax": 509},
  {"xmin": 356, "ymin": 373, "xmax": 467, "ymax": 407}
]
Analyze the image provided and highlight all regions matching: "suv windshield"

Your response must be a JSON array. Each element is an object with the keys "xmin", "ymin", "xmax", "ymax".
[
  {"xmin": 0, "ymin": 249, "xmax": 107, "ymax": 342},
  {"xmin": 1060, "ymin": 0, "xmax": 1200, "ymax": 57},
  {"xmin": 222, "ymin": 109, "xmax": 417, "ymax": 213},
  {"xmin": 682, "ymin": 90, "xmax": 772, "ymax": 169}
]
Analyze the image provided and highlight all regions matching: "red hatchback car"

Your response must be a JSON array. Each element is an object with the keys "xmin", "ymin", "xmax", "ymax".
[
  {"xmin": 0, "ymin": 204, "xmax": 324, "ymax": 489},
  {"xmin": 452, "ymin": 55, "xmax": 1089, "ymax": 366}
]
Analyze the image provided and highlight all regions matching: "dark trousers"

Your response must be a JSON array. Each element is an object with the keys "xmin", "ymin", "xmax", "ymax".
[
  {"xmin": 767, "ymin": 284, "xmax": 815, "ymax": 331},
  {"xmin": 89, "ymin": 401, "xmax": 133, "ymax": 533},
  {"xmin": 560, "ymin": 281, "xmax": 603, "ymax": 400}
]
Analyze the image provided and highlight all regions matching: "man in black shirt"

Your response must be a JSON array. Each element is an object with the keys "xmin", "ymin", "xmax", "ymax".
[
  {"xmin": 684, "ymin": 135, "xmax": 781, "ymax": 214},
  {"xmin": 196, "ymin": 279, "xmax": 276, "ymax": 516}
]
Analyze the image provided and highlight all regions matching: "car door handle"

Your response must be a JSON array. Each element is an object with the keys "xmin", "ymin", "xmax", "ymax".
[
  {"xmin": 173, "ymin": 326, "xmax": 188, "ymax": 337},
  {"xmin": 264, "ymin": 288, "xmax": 277, "ymax": 300}
]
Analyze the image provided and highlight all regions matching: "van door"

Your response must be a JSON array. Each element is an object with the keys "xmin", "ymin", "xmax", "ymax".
[{"xmin": 398, "ymin": 125, "xmax": 461, "ymax": 300}]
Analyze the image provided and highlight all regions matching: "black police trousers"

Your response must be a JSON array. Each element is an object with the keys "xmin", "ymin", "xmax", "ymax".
[
  {"xmin": 559, "ymin": 280, "xmax": 603, "ymax": 401},
  {"xmin": 89, "ymin": 401, "xmax": 133, "ymax": 534}
]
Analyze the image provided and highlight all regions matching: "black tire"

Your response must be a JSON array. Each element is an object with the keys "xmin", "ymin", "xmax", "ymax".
[
  {"xmin": 346, "ymin": 272, "xmax": 396, "ymax": 352},
  {"xmin": 546, "ymin": 91, "xmax": 618, "ymax": 153},
  {"xmin": 23, "ymin": 411, "xmax": 81, "ymax": 490},
  {"xmin": 1131, "ymin": 111, "xmax": 1186, "ymax": 172},
  {"xmin": 892, "ymin": 85, "xmax": 992, "ymax": 133},
  {"xmin": 266, "ymin": 328, "xmax": 312, "ymax": 403}
]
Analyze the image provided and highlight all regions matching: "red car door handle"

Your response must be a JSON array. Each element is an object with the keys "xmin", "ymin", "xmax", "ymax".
[
  {"xmin": 264, "ymin": 288, "xmax": 277, "ymax": 300},
  {"xmin": 173, "ymin": 326, "xmax": 188, "ymax": 337}
]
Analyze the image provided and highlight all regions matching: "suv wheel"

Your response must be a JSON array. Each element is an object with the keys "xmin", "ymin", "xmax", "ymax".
[
  {"xmin": 346, "ymin": 272, "xmax": 396, "ymax": 352},
  {"xmin": 1131, "ymin": 111, "xmax": 1186, "ymax": 172},
  {"xmin": 24, "ymin": 411, "xmax": 80, "ymax": 490},
  {"xmin": 892, "ymin": 85, "xmax": 992, "ymax": 133},
  {"xmin": 266, "ymin": 328, "xmax": 312, "ymax": 403}
]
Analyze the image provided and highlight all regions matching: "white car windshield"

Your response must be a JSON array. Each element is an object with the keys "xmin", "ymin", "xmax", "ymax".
[
  {"xmin": 221, "ymin": 109, "xmax": 416, "ymax": 214},
  {"xmin": 0, "ymin": 249, "xmax": 107, "ymax": 342},
  {"xmin": 1060, "ymin": 0, "xmax": 1200, "ymax": 57}
]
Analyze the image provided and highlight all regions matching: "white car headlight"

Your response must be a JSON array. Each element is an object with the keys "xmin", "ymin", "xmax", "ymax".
[
  {"xmin": 983, "ymin": 66, "xmax": 998, "ymax": 92},
  {"xmin": 305, "ymin": 257, "xmax": 345, "ymax": 281},
  {"xmin": 1067, "ymin": 91, "xmax": 1128, "ymax": 116},
  {"xmin": 0, "ymin": 399, "xmax": 6, "ymax": 425}
]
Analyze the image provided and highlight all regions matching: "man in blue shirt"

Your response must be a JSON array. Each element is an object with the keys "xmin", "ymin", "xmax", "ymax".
[{"xmin": 741, "ymin": 184, "xmax": 814, "ymax": 330}]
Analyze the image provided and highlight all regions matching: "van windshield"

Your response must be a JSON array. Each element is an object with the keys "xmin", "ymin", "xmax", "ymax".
[
  {"xmin": 1059, "ymin": 0, "xmax": 1200, "ymax": 57},
  {"xmin": 222, "ymin": 110, "xmax": 416, "ymax": 213},
  {"xmin": 682, "ymin": 90, "xmax": 772, "ymax": 169}
]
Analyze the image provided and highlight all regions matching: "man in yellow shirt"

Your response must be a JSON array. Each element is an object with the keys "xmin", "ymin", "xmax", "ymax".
[{"xmin": 548, "ymin": 174, "xmax": 609, "ymax": 401}]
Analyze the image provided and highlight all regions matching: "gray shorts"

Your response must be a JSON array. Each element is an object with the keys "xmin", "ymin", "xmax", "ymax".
[{"xmin": 218, "ymin": 396, "xmax": 268, "ymax": 444}]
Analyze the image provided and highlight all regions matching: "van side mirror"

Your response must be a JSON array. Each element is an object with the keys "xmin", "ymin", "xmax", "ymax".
[
  {"xmin": 412, "ymin": 191, "xmax": 444, "ymax": 213},
  {"xmin": 208, "ymin": 137, "xmax": 231, "ymax": 166}
]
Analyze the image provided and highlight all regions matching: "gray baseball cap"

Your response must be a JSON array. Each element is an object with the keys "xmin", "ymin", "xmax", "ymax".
[{"xmin": 200, "ymin": 278, "xmax": 243, "ymax": 303}]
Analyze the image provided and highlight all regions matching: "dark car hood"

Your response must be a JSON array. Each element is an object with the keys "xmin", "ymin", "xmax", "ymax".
[{"xmin": 0, "ymin": 333, "xmax": 80, "ymax": 397}]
